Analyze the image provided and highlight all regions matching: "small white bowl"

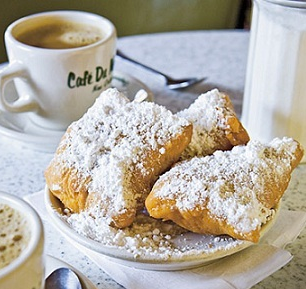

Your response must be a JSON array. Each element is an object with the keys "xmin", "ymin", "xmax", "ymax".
[{"xmin": 0, "ymin": 191, "xmax": 45, "ymax": 289}]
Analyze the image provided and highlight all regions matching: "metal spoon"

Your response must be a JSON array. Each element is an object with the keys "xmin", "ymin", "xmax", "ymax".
[
  {"xmin": 45, "ymin": 267, "xmax": 83, "ymax": 289},
  {"xmin": 116, "ymin": 49, "xmax": 205, "ymax": 90}
]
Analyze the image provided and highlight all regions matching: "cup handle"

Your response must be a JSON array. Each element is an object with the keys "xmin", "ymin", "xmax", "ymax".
[{"xmin": 0, "ymin": 62, "xmax": 39, "ymax": 112}]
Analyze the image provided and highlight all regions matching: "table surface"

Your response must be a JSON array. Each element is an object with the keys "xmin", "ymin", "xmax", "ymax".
[{"xmin": 0, "ymin": 30, "xmax": 305, "ymax": 289}]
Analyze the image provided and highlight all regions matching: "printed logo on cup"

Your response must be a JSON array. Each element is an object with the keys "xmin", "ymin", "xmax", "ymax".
[{"xmin": 67, "ymin": 60, "xmax": 114, "ymax": 92}]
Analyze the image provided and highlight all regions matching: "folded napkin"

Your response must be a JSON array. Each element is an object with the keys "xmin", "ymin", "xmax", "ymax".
[{"xmin": 25, "ymin": 190, "xmax": 306, "ymax": 289}]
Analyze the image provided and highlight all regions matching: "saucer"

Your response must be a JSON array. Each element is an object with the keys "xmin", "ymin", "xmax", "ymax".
[
  {"xmin": 46, "ymin": 255, "xmax": 96, "ymax": 289},
  {"xmin": 0, "ymin": 63, "xmax": 153, "ymax": 153}
]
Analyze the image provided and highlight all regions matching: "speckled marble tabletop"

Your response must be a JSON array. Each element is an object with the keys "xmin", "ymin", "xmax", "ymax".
[{"xmin": 0, "ymin": 30, "xmax": 305, "ymax": 289}]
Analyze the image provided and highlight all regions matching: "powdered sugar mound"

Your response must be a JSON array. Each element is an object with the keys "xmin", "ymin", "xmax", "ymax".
[
  {"xmin": 57, "ymin": 88, "xmax": 190, "ymax": 221},
  {"xmin": 177, "ymin": 89, "xmax": 235, "ymax": 158},
  {"xmin": 154, "ymin": 137, "xmax": 298, "ymax": 235}
]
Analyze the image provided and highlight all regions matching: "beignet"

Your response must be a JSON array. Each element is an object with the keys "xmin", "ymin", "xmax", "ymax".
[
  {"xmin": 145, "ymin": 137, "xmax": 303, "ymax": 242},
  {"xmin": 177, "ymin": 89, "xmax": 249, "ymax": 159},
  {"xmin": 45, "ymin": 88, "xmax": 192, "ymax": 228}
]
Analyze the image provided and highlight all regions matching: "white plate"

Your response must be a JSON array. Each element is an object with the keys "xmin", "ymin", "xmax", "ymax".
[
  {"xmin": 0, "ymin": 63, "xmax": 153, "ymax": 153},
  {"xmin": 45, "ymin": 186, "xmax": 279, "ymax": 271},
  {"xmin": 46, "ymin": 255, "xmax": 96, "ymax": 289}
]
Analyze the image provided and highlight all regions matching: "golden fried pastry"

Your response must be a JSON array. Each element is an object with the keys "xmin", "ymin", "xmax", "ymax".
[
  {"xmin": 45, "ymin": 88, "xmax": 192, "ymax": 228},
  {"xmin": 177, "ymin": 89, "xmax": 249, "ymax": 159},
  {"xmin": 146, "ymin": 137, "xmax": 303, "ymax": 242}
]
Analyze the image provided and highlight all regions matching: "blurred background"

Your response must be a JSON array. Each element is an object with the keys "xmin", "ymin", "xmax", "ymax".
[{"xmin": 0, "ymin": 0, "xmax": 252, "ymax": 63}]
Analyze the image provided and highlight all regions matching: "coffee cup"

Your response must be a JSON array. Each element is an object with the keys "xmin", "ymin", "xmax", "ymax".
[
  {"xmin": 0, "ymin": 191, "xmax": 45, "ymax": 289},
  {"xmin": 0, "ymin": 10, "xmax": 117, "ymax": 130}
]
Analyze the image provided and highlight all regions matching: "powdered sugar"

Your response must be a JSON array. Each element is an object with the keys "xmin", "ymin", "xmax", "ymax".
[
  {"xmin": 55, "ymin": 88, "xmax": 190, "ymax": 222},
  {"xmin": 177, "ymin": 89, "xmax": 235, "ymax": 158},
  {"xmin": 153, "ymin": 137, "xmax": 299, "ymax": 235},
  {"xmin": 60, "ymin": 135, "xmax": 292, "ymax": 260},
  {"xmin": 50, "ymin": 88, "xmax": 299, "ymax": 261},
  {"xmin": 63, "ymin": 208, "xmax": 246, "ymax": 260}
]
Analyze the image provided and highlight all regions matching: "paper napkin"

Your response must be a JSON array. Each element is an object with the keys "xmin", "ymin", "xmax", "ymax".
[{"xmin": 25, "ymin": 190, "xmax": 306, "ymax": 289}]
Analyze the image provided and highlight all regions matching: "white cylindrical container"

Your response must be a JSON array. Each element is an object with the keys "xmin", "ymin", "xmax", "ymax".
[{"xmin": 242, "ymin": 0, "xmax": 306, "ymax": 162}]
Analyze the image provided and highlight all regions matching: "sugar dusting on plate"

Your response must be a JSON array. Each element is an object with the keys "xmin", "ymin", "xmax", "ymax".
[{"xmin": 62, "ymin": 209, "xmax": 246, "ymax": 260}]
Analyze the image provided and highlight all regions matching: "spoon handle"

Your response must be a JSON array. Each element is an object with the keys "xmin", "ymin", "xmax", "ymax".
[{"xmin": 116, "ymin": 49, "xmax": 168, "ymax": 79}]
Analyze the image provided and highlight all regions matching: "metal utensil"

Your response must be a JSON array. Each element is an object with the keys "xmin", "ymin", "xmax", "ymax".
[
  {"xmin": 45, "ymin": 267, "xmax": 83, "ymax": 289},
  {"xmin": 116, "ymin": 49, "xmax": 205, "ymax": 90}
]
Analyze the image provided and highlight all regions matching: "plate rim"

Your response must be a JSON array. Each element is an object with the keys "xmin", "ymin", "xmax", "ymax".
[{"xmin": 44, "ymin": 186, "xmax": 280, "ymax": 270}]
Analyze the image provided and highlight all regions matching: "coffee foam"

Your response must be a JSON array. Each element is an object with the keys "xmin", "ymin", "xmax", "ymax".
[
  {"xmin": 59, "ymin": 30, "xmax": 103, "ymax": 47},
  {"xmin": 0, "ymin": 204, "xmax": 30, "ymax": 269},
  {"xmin": 16, "ymin": 21, "xmax": 104, "ymax": 49}
]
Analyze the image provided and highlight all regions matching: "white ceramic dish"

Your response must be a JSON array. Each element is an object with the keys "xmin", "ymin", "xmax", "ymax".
[
  {"xmin": 46, "ymin": 255, "xmax": 96, "ymax": 289},
  {"xmin": 0, "ymin": 63, "xmax": 153, "ymax": 153},
  {"xmin": 45, "ymin": 186, "xmax": 279, "ymax": 271}
]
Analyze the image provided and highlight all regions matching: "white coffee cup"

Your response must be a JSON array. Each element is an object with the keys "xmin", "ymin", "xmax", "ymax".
[
  {"xmin": 0, "ymin": 10, "xmax": 117, "ymax": 130},
  {"xmin": 0, "ymin": 191, "xmax": 45, "ymax": 289}
]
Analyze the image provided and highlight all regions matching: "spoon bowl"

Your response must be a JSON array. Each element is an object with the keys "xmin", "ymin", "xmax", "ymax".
[{"xmin": 45, "ymin": 267, "xmax": 83, "ymax": 289}]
